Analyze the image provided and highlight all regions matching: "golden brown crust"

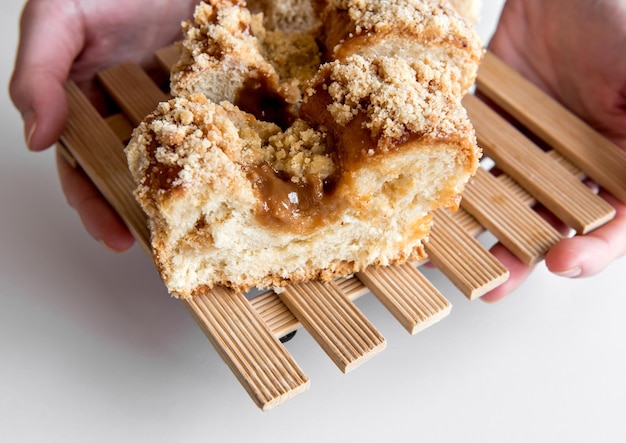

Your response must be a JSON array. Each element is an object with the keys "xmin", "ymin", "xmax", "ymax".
[
  {"xmin": 316, "ymin": 0, "xmax": 482, "ymax": 55},
  {"xmin": 315, "ymin": 0, "xmax": 483, "ymax": 96},
  {"xmin": 185, "ymin": 242, "xmax": 427, "ymax": 296}
]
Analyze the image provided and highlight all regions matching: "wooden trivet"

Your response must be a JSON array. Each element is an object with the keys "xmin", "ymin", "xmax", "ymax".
[{"xmin": 57, "ymin": 48, "xmax": 625, "ymax": 410}]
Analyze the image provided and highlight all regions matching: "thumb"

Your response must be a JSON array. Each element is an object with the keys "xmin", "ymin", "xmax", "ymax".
[
  {"xmin": 9, "ymin": 1, "xmax": 84, "ymax": 151},
  {"xmin": 545, "ymin": 192, "xmax": 626, "ymax": 278}
]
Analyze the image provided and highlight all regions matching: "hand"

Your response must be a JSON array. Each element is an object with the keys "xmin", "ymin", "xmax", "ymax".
[
  {"xmin": 9, "ymin": 0, "xmax": 197, "ymax": 250},
  {"xmin": 481, "ymin": 0, "xmax": 626, "ymax": 302}
]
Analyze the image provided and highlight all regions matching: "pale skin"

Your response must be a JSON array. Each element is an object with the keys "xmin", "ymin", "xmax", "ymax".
[
  {"xmin": 9, "ymin": 0, "xmax": 626, "ymax": 301},
  {"xmin": 482, "ymin": 0, "xmax": 626, "ymax": 301},
  {"xmin": 9, "ymin": 0, "xmax": 198, "ymax": 250}
]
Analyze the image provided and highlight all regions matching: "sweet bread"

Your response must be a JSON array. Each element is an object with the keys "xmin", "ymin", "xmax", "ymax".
[
  {"xmin": 125, "ymin": 0, "xmax": 484, "ymax": 297},
  {"xmin": 448, "ymin": 0, "xmax": 482, "ymax": 23}
]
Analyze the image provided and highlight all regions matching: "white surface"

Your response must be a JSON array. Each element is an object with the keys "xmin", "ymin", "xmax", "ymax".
[{"xmin": 1, "ymin": 1, "xmax": 625, "ymax": 442}]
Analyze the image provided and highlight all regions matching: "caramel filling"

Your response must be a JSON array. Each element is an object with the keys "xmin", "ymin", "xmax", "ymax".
[
  {"xmin": 236, "ymin": 76, "xmax": 295, "ymax": 129},
  {"xmin": 244, "ymin": 76, "xmax": 418, "ymax": 234},
  {"xmin": 144, "ymin": 125, "xmax": 183, "ymax": 192},
  {"xmin": 248, "ymin": 162, "xmax": 343, "ymax": 234}
]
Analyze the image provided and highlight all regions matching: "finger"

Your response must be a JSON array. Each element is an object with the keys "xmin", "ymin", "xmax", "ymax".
[
  {"xmin": 56, "ymin": 148, "xmax": 135, "ymax": 252},
  {"xmin": 479, "ymin": 200, "xmax": 573, "ymax": 303},
  {"xmin": 545, "ymin": 192, "xmax": 626, "ymax": 278},
  {"xmin": 9, "ymin": 1, "xmax": 84, "ymax": 151},
  {"xmin": 479, "ymin": 242, "xmax": 536, "ymax": 303}
]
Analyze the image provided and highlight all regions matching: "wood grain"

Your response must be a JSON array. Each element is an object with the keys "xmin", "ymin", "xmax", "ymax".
[
  {"xmin": 357, "ymin": 263, "xmax": 451, "ymax": 335},
  {"xmin": 425, "ymin": 209, "xmax": 510, "ymax": 300},
  {"xmin": 60, "ymin": 82, "xmax": 150, "ymax": 252},
  {"xmin": 280, "ymin": 281, "xmax": 386, "ymax": 373},
  {"xmin": 185, "ymin": 288, "xmax": 310, "ymax": 410},
  {"xmin": 461, "ymin": 168, "xmax": 563, "ymax": 266},
  {"xmin": 464, "ymin": 94, "xmax": 615, "ymax": 235},
  {"xmin": 97, "ymin": 62, "xmax": 169, "ymax": 126},
  {"xmin": 477, "ymin": 51, "xmax": 626, "ymax": 204}
]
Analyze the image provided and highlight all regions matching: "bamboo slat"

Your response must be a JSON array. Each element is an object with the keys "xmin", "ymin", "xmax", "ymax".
[
  {"xmin": 279, "ymin": 281, "xmax": 386, "ymax": 373},
  {"xmin": 97, "ymin": 62, "xmax": 169, "ymax": 126},
  {"xmin": 464, "ymin": 93, "xmax": 615, "ymax": 235},
  {"xmin": 250, "ymin": 291, "xmax": 300, "ymax": 339},
  {"xmin": 104, "ymin": 113, "xmax": 134, "ymax": 143},
  {"xmin": 425, "ymin": 209, "xmax": 510, "ymax": 300},
  {"xmin": 60, "ymin": 82, "xmax": 150, "ymax": 251},
  {"xmin": 476, "ymin": 51, "xmax": 626, "ymax": 204},
  {"xmin": 356, "ymin": 263, "xmax": 451, "ymax": 335},
  {"xmin": 449, "ymin": 207, "xmax": 483, "ymax": 238},
  {"xmin": 496, "ymin": 174, "xmax": 536, "ymax": 207},
  {"xmin": 461, "ymin": 168, "xmax": 563, "ymax": 266},
  {"xmin": 62, "ymin": 80, "xmax": 311, "ymax": 409},
  {"xmin": 185, "ymin": 288, "xmax": 310, "ymax": 410},
  {"xmin": 156, "ymin": 44, "xmax": 183, "ymax": 73},
  {"xmin": 335, "ymin": 276, "xmax": 370, "ymax": 300},
  {"xmin": 249, "ymin": 277, "xmax": 375, "ymax": 340},
  {"xmin": 55, "ymin": 142, "xmax": 78, "ymax": 169}
]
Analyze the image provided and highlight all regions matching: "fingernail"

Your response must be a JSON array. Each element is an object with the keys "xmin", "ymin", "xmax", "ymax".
[
  {"xmin": 98, "ymin": 238, "xmax": 130, "ymax": 253},
  {"xmin": 98, "ymin": 238, "xmax": 119, "ymax": 252},
  {"xmin": 554, "ymin": 267, "xmax": 582, "ymax": 278},
  {"xmin": 23, "ymin": 110, "xmax": 37, "ymax": 150}
]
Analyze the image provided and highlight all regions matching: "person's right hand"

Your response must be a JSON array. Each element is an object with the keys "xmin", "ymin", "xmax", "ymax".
[
  {"xmin": 481, "ymin": 0, "xmax": 626, "ymax": 302},
  {"xmin": 9, "ymin": 0, "xmax": 197, "ymax": 250}
]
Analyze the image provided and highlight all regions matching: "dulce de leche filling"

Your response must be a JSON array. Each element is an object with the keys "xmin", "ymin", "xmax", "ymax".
[
  {"xmin": 235, "ymin": 74, "xmax": 350, "ymax": 234},
  {"xmin": 247, "ymin": 162, "xmax": 343, "ymax": 234},
  {"xmin": 243, "ymin": 81, "xmax": 385, "ymax": 234},
  {"xmin": 243, "ymin": 74, "xmax": 411, "ymax": 234}
]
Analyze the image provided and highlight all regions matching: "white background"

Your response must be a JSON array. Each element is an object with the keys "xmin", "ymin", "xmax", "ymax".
[{"xmin": 1, "ymin": 1, "xmax": 625, "ymax": 442}]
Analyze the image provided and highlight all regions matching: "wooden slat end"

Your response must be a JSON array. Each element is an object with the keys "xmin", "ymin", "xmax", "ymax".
[{"xmin": 409, "ymin": 303, "xmax": 452, "ymax": 335}]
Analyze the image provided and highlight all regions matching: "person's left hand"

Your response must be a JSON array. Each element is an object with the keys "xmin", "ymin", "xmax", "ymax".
[{"xmin": 481, "ymin": 0, "xmax": 626, "ymax": 302}]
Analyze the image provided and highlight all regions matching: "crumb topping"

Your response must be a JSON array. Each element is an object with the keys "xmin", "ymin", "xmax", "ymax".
[
  {"xmin": 333, "ymin": 0, "xmax": 479, "ymax": 48},
  {"xmin": 265, "ymin": 120, "xmax": 335, "ymax": 181},
  {"xmin": 320, "ymin": 54, "xmax": 467, "ymax": 141},
  {"xmin": 260, "ymin": 30, "xmax": 321, "ymax": 92},
  {"xmin": 173, "ymin": 0, "xmax": 322, "ymax": 109},
  {"xmin": 131, "ymin": 93, "xmax": 334, "ymax": 193},
  {"xmin": 132, "ymin": 94, "xmax": 280, "ymax": 193}
]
